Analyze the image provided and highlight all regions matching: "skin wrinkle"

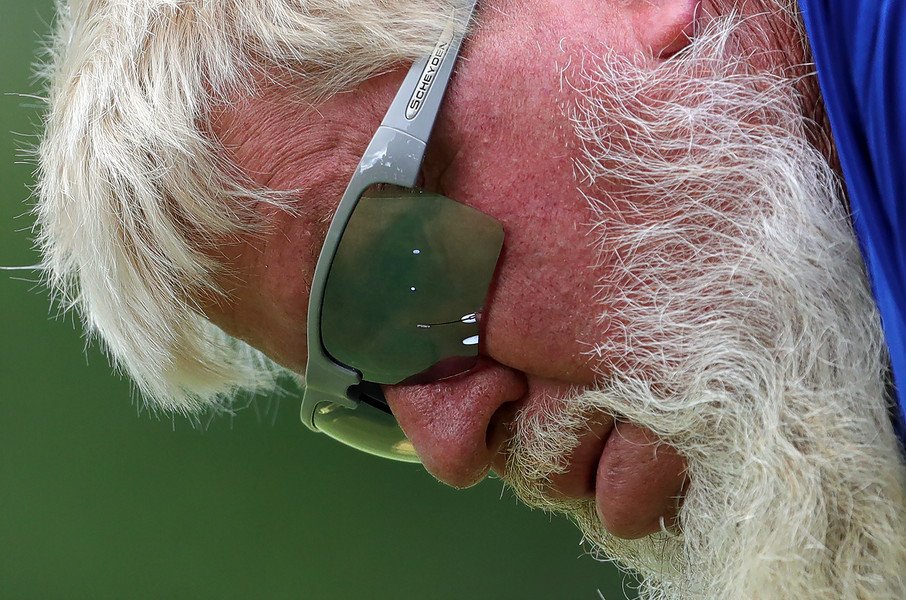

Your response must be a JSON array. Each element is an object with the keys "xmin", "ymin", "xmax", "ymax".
[{"xmin": 213, "ymin": 93, "xmax": 370, "ymax": 196}]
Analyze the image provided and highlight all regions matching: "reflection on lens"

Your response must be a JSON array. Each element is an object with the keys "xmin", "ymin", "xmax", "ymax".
[
  {"xmin": 321, "ymin": 191, "xmax": 504, "ymax": 384},
  {"xmin": 314, "ymin": 401, "xmax": 419, "ymax": 462}
]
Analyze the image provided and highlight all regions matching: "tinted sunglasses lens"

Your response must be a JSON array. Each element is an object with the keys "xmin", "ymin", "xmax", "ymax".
[{"xmin": 321, "ymin": 190, "xmax": 504, "ymax": 385}]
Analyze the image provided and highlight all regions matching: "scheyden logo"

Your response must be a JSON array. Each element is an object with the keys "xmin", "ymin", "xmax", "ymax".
[{"xmin": 406, "ymin": 19, "xmax": 456, "ymax": 120}]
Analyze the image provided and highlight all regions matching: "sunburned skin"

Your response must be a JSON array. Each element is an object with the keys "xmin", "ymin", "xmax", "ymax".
[{"xmin": 202, "ymin": 0, "xmax": 808, "ymax": 540}]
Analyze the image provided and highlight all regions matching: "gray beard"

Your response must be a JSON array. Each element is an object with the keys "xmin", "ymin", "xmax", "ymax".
[{"xmin": 503, "ymin": 17, "xmax": 906, "ymax": 600}]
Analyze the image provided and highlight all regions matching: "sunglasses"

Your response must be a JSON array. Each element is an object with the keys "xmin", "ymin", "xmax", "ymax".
[{"xmin": 299, "ymin": 0, "xmax": 503, "ymax": 462}]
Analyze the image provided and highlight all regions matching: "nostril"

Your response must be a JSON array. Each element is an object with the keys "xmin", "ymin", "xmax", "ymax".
[
  {"xmin": 486, "ymin": 400, "xmax": 521, "ymax": 481},
  {"xmin": 486, "ymin": 400, "xmax": 520, "ymax": 457}
]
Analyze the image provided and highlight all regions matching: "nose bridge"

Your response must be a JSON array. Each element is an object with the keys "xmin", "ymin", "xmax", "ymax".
[{"xmin": 383, "ymin": 360, "xmax": 527, "ymax": 488}]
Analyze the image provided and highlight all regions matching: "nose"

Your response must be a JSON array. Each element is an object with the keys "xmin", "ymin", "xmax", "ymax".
[{"xmin": 382, "ymin": 358, "xmax": 527, "ymax": 488}]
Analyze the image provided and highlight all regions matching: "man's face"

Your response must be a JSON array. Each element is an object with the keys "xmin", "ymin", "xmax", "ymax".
[
  {"xmin": 210, "ymin": 0, "xmax": 709, "ymax": 537},
  {"xmin": 205, "ymin": 1, "xmax": 906, "ymax": 597}
]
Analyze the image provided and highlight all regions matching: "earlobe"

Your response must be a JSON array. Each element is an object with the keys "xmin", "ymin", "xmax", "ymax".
[{"xmin": 631, "ymin": 0, "xmax": 703, "ymax": 59}]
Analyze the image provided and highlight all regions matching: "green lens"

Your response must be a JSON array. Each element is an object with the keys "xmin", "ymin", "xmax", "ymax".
[
  {"xmin": 313, "ymin": 401, "xmax": 420, "ymax": 462},
  {"xmin": 321, "ymin": 191, "xmax": 504, "ymax": 384}
]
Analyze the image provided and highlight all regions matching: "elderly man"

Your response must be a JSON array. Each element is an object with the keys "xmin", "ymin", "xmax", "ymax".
[{"xmin": 36, "ymin": 0, "xmax": 906, "ymax": 598}]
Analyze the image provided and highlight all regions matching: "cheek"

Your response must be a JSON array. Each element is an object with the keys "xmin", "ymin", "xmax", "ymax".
[
  {"xmin": 201, "ymin": 208, "xmax": 326, "ymax": 375},
  {"xmin": 481, "ymin": 202, "xmax": 606, "ymax": 384},
  {"xmin": 442, "ymin": 94, "xmax": 607, "ymax": 383},
  {"xmin": 431, "ymin": 3, "xmax": 642, "ymax": 384},
  {"xmin": 407, "ymin": 0, "xmax": 666, "ymax": 385}
]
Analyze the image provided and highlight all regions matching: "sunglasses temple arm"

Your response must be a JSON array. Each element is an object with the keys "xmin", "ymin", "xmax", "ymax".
[{"xmin": 356, "ymin": 0, "xmax": 478, "ymax": 187}]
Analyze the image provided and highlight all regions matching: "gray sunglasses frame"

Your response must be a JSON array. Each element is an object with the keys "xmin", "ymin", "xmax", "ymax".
[{"xmin": 300, "ymin": 1, "xmax": 479, "ymax": 444}]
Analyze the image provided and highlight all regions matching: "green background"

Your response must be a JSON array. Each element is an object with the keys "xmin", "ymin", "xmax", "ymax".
[{"xmin": 0, "ymin": 2, "xmax": 634, "ymax": 598}]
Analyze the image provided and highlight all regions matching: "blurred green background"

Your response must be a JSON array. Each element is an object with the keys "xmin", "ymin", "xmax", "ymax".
[{"xmin": 0, "ymin": 2, "xmax": 634, "ymax": 598}]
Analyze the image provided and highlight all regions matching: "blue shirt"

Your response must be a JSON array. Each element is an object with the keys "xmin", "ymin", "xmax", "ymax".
[{"xmin": 800, "ymin": 0, "xmax": 906, "ymax": 445}]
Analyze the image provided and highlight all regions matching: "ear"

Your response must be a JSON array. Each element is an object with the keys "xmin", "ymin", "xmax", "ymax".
[{"xmin": 628, "ymin": 0, "xmax": 702, "ymax": 58}]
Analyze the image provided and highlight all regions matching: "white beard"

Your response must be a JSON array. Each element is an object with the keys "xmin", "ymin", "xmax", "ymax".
[{"xmin": 503, "ymin": 17, "xmax": 906, "ymax": 600}]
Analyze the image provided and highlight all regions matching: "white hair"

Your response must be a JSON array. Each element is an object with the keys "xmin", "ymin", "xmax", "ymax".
[
  {"xmin": 505, "ymin": 14, "xmax": 906, "ymax": 600},
  {"xmin": 36, "ymin": 0, "xmax": 455, "ymax": 413}
]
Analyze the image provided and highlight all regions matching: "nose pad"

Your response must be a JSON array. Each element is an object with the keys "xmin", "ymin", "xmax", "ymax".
[{"xmin": 382, "ymin": 358, "xmax": 527, "ymax": 488}]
